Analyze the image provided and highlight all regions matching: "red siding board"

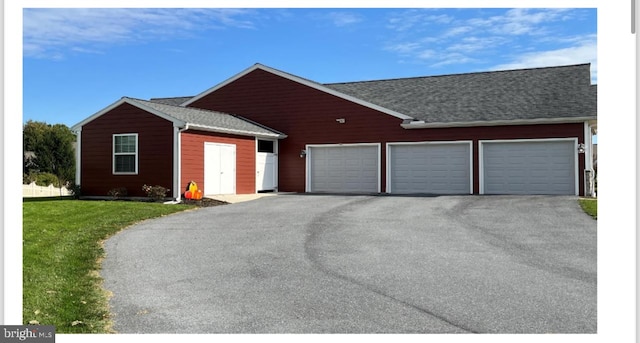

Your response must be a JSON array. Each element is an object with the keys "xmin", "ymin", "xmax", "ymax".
[
  {"xmin": 81, "ymin": 103, "xmax": 174, "ymax": 197},
  {"xmin": 181, "ymin": 130, "xmax": 256, "ymax": 195}
]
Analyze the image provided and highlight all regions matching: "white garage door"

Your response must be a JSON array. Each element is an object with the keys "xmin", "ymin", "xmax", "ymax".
[
  {"xmin": 388, "ymin": 142, "xmax": 472, "ymax": 194},
  {"xmin": 481, "ymin": 140, "xmax": 576, "ymax": 195},
  {"xmin": 308, "ymin": 144, "xmax": 379, "ymax": 193}
]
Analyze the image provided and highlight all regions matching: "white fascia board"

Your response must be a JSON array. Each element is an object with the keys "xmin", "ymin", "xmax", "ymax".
[
  {"xmin": 71, "ymin": 97, "xmax": 187, "ymax": 130},
  {"xmin": 187, "ymin": 123, "xmax": 286, "ymax": 139},
  {"xmin": 181, "ymin": 63, "xmax": 414, "ymax": 121},
  {"xmin": 401, "ymin": 116, "xmax": 597, "ymax": 129},
  {"xmin": 122, "ymin": 98, "xmax": 186, "ymax": 128},
  {"xmin": 71, "ymin": 98, "xmax": 128, "ymax": 131}
]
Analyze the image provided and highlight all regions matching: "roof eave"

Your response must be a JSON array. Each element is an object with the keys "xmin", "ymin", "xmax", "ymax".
[
  {"xmin": 186, "ymin": 123, "xmax": 287, "ymax": 139},
  {"xmin": 401, "ymin": 116, "xmax": 597, "ymax": 129}
]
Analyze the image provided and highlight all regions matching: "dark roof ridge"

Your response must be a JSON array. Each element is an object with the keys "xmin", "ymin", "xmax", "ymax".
[{"xmin": 324, "ymin": 63, "xmax": 592, "ymax": 86}]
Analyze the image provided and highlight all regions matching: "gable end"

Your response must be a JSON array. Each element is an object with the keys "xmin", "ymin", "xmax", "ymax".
[{"xmin": 182, "ymin": 63, "xmax": 414, "ymax": 121}]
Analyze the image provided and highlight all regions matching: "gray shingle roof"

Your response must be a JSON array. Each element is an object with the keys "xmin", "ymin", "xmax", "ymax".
[
  {"xmin": 125, "ymin": 97, "xmax": 285, "ymax": 138},
  {"xmin": 324, "ymin": 63, "xmax": 596, "ymax": 124},
  {"xmin": 149, "ymin": 96, "xmax": 194, "ymax": 106}
]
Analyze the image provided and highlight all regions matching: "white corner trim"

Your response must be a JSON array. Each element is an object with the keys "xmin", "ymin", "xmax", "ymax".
[
  {"xmin": 74, "ymin": 129, "xmax": 81, "ymax": 186},
  {"xmin": 181, "ymin": 63, "xmax": 413, "ymax": 121}
]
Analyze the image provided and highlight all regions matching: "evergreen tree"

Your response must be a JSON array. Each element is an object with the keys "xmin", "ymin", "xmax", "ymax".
[{"xmin": 23, "ymin": 120, "xmax": 76, "ymax": 192}]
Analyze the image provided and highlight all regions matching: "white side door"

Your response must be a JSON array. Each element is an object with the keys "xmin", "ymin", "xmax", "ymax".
[
  {"xmin": 256, "ymin": 140, "xmax": 276, "ymax": 192},
  {"xmin": 204, "ymin": 143, "xmax": 236, "ymax": 195},
  {"xmin": 256, "ymin": 153, "xmax": 275, "ymax": 191}
]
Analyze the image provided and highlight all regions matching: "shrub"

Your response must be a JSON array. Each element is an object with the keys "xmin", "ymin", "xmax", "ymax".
[
  {"xmin": 69, "ymin": 183, "xmax": 82, "ymax": 199},
  {"xmin": 107, "ymin": 187, "xmax": 128, "ymax": 200},
  {"xmin": 25, "ymin": 172, "xmax": 62, "ymax": 187},
  {"xmin": 142, "ymin": 184, "xmax": 170, "ymax": 201}
]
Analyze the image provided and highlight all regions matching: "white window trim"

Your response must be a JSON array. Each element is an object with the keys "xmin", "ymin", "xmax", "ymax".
[{"xmin": 113, "ymin": 133, "xmax": 139, "ymax": 175}]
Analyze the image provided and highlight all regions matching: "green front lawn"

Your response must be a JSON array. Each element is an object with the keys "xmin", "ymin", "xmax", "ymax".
[
  {"xmin": 23, "ymin": 200, "xmax": 195, "ymax": 333},
  {"xmin": 578, "ymin": 198, "xmax": 597, "ymax": 219}
]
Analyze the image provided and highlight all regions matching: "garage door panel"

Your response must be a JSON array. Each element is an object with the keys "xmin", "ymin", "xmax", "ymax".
[
  {"xmin": 389, "ymin": 143, "xmax": 471, "ymax": 194},
  {"xmin": 482, "ymin": 140, "xmax": 575, "ymax": 195},
  {"xmin": 309, "ymin": 145, "xmax": 379, "ymax": 193}
]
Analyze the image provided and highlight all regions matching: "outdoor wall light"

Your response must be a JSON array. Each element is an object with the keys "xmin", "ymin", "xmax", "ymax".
[
  {"xmin": 300, "ymin": 149, "xmax": 307, "ymax": 158},
  {"xmin": 577, "ymin": 143, "xmax": 586, "ymax": 154},
  {"xmin": 336, "ymin": 118, "xmax": 346, "ymax": 124}
]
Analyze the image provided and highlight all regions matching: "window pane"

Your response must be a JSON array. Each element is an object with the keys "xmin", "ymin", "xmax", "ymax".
[
  {"xmin": 258, "ymin": 140, "xmax": 274, "ymax": 153},
  {"xmin": 115, "ymin": 155, "xmax": 136, "ymax": 173},
  {"xmin": 115, "ymin": 135, "xmax": 136, "ymax": 153}
]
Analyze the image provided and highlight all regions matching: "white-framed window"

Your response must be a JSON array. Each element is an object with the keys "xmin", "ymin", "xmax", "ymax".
[{"xmin": 113, "ymin": 133, "xmax": 138, "ymax": 174}]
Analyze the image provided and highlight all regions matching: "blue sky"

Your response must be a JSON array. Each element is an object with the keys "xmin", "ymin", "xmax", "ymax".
[{"xmin": 22, "ymin": 8, "xmax": 597, "ymax": 128}]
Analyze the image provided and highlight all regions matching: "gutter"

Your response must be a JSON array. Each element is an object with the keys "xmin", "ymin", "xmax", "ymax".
[
  {"xmin": 187, "ymin": 123, "xmax": 286, "ymax": 139},
  {"xmin": 401, "ymin": 116, "xmax": 597, "ymax": 129}
]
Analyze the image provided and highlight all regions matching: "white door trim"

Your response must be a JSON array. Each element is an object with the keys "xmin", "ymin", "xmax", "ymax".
[
  {"xmin": 479, "ymin": 138, "xmax": 579, "ymax": 195},
  {"xmin": 305, "ymin": 143, "xmax": 381, "ymax": 193},
  {"xmin": 386, "ymin": 140, "xmax": 473, "ymax": 194}
]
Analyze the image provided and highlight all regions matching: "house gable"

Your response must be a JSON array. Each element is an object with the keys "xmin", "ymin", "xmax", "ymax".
[
  {"xmin": 182, "ymin": 63, "xmax": 413, "ymax": 121},
  {"xmin": 72, "ymin": 97, "xmax": 185, "ymax": 132},
  {"xmin": 79, "ymin": 102, "xmax": 175, "ymax": 197}
]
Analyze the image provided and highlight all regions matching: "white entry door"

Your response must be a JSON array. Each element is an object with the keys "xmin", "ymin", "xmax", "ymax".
[
  {"xmin": 204, "ymin": 143, "xmax": 236, "ymax": 195},
  {"xmin": 256, "ymin": 140, "xmax": 276, "ymax": 192}
]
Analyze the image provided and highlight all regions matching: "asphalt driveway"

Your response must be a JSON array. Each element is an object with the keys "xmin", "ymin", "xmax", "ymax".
[{"xmin": 101, "ymin": 195, "xmax": 597, "ymax": 334}]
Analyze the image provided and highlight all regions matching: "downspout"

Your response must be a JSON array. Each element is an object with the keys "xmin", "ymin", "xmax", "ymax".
[{"xmin": 174, "ymin": 124, "xmax": 189, "ymax": 202}]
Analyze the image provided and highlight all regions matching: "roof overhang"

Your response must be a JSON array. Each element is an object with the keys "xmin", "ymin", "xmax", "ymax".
[
  {"xmin": 401, "ymin": 116, "xmax": 597, "ymax": 129},
  {"xmin": 186, "ymin": 123, "xmax": 287, "ymax": 139},
  {"xmin": 181, "ymin": 63, "xmax": 414, "ymax": 121},
  {"xmin": 71, "ymin": 97, "xmax": 287, "ymax": 139}
]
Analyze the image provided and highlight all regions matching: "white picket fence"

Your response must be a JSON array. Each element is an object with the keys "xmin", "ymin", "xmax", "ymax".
[{"xmin": 23, "ymin": 182, "xmax": 71, "ymax": 197}]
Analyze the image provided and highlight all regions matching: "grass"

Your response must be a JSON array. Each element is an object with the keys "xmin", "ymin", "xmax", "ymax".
[
  {"xmin": 23, "ymin": 200, "xmax": 195, "ymax": 333},
  {"xmin": 578, "ymin": 198, "xmax": 597, "ymax": 219}
]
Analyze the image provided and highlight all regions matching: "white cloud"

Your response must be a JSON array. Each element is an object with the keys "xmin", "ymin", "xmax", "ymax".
[
  {"xmin": 326, "ymin": 12, "xmax": 363, "ymax": 27},
  {"xmin": 386, "ymin": 9, "xmax": 451, "ymax": 32},
  {"xmin": 384, "ymin": 42, "xmax": 421, "ymax": 54},
  {"xmin": 382, "ymin": 8, "xmax": 595, "ymax": 77},
  {"xmin": 23, "ymin": 8, "xmax": 257, "ymax": 59},
  {"xmin": 467, "ymin": 8, "xmax": 572, "ymax": 36},
  {"xmin": 491, "ymin": 37, "xmax": 597, "ymax": 82}
]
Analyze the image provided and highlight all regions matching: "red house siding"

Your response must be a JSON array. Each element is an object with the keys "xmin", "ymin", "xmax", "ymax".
[
  {"xmin": 189, "ymin": 69, "xmax": 588, "ymax": 195},
  {"xmin": 181, "ymin": 130, "xmax": 256, "ymax": 195},
  {"xmin": 81, "ymin": 103, "xmax": 174, "ymax": 197}
]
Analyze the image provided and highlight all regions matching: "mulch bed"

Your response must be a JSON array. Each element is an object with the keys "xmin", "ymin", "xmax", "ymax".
[{"xmin": 182, "ymin": 198, "xmax": 229, "ymax": 207}]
